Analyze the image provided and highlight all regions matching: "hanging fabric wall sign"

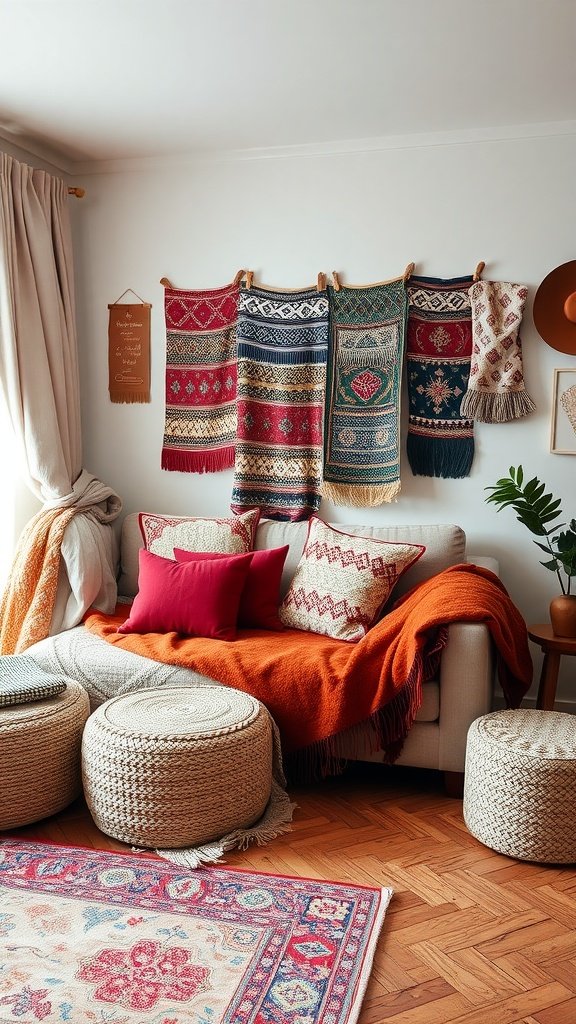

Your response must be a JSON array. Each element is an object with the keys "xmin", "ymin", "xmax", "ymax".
[
  {"xmin": 461, "ymin": 280, "xmax": 535, "ymax": 422},
  {"xmin": 406, "ymin": 275, "xmax": 474, "ymax": 478},
  {"xmin": 161, "ymin": 276, "xmax": 241, "ymax": 473},
  {"xmin": 231, "ymin": 278, "xmax": 329, "ymax": 521},
  {"xmin": 323, "ymin": 272, "xmax": 409, "ymax": 506},
  {"xmin": 107, "ymin": 290, "xmax": 151, "ymax": 403}
]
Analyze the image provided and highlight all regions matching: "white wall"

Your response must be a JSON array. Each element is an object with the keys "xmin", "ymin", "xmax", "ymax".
[{"xmin": 72, "ymin": 128, "xmax": 576, "ymax": 702}]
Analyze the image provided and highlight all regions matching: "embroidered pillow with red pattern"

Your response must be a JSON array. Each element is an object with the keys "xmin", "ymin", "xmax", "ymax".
[
  {"xmin": 138, "ymin": 509, "xmax": 260, "ymax": 560},
  {"xmin": 279, "ymin": 516, "xmax": 425, "ymax": 642}
]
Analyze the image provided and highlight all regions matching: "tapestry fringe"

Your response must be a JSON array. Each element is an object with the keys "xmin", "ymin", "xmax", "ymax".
[
  {"xmin": 161, "ymin": 445, "xmax": 235, "ymax": 474},
  {"xmin": 153, "ymin": 779, "xmax": 296, "ymax": 868},
  {"xmin": 407, "ymin": 434, "xmax": 474, "ymax": 479},
  {"xmin": 109, "ymin": 391, "xmax": 150, "ymax": 404},
  {"xmin": 339, "ymin": 348, "xmax": 395, "ymax": 368},
  {"xmin": 460, "ymin": 389, "xmax": 536, "ymax": 424},
  {"xmin": 322, "ymin": 480, "xmax": 400, "ymax": 507}
]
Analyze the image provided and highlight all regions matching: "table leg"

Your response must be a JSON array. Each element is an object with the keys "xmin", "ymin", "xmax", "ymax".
[{"xmin": 536, "ymin": 651, "xmax": 561, "ymax": 710}]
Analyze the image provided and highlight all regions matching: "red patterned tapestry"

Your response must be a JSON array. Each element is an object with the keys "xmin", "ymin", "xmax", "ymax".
[
  {"xmin": 231, "ymin": 284, "xmax": 329, "ymax": 521},
  {"xmin": 406, "ymin": 275, "xmax": 474, "ymax": 478},
  {"xmin": 161, "ymin": 280, "xmax": 239, "ymax": 472},
  {"xmin": 0, "ymin": 839, "xmax": 391, "ymax": 1023}
]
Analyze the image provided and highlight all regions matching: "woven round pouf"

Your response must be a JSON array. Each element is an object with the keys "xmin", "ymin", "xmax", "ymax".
[
  {"xmin": 81, "ymin": 686, "xmax": 273, "ymax": 848},
  {"xmin": 464, "ymin": 709, "xmax": 576, "ymax": 863},
  {"xmin": 0, "ymin": 681, "xmax": 90, "ymax": 830}
]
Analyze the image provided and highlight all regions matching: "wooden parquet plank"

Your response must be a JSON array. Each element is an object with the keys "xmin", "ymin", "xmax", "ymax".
[
  {"xmin": 360, "ymin": 990, "xmax": 472, "ymax": 1024},
  {"xmin": 426, "ymin": 983, "xmax": 572, "ymax": 1024},
  {"xmin": 522, "ymin": 931, "xmax": 576, "ymax": 966},
  {"xmin": 360, "ymin": 979, "xmax": 459, "ymax": 1021},
  {"xmin": 506, "ymin": 882, "xmax": 576, "ymax": 930},
  {"xmin": 478, "ymin": 920, "xmax": 569, "ymax": 959},
  {"xmin": 493, "ymin": 952, "xmax": 556, "ymax": 990},
  {"xmin": 409, "ymin": 940, "xmax": 503, "ymax": 1003},
  {"xmin": 442, "ymin": 869, "xmax": 532, "ymax": 915},
  {"xmin": 433, "ymin": 911, "xmax": 548, "ymax": 954},
  {"xmin": 529, "ymin": 997, "xmax": 576, "ymax": 1024}
]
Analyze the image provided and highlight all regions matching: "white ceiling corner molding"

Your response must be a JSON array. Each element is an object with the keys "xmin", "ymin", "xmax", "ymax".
[
  {"xmin": 71, "ymin": 119, "xmax": 576, "ymax": 176},
  {"xmin": 0, "ymin": 127, "xmax": 74, "ymax": 176}
]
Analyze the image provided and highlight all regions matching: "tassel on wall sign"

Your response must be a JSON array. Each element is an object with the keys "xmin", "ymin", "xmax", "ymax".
[{"xmin": 108, "ymin": 289, "xmax": 152, "ymax": 403}]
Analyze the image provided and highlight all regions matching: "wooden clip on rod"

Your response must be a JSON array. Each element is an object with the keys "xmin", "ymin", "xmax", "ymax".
[{"xmin": 473, "ymin": 261, "xmax": 485, "ymax": 282}]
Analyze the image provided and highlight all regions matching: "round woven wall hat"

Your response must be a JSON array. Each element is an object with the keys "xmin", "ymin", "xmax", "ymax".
[{"xmin": 533, "ymin": 260, "xmax": 576, "ymax": 354}]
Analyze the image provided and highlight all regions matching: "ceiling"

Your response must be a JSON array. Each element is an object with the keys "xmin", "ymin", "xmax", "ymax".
[{"xmin": 1, "ymin": 0, "xmax": 575, "ymax": 169}]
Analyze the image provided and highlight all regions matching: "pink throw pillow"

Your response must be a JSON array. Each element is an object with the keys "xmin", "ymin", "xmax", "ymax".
[
  {"xmin": 174, "ymin": 545, "xmax": 289, "ymax": 630},
  {"xmin": 118, "ymin": 549, "xmax": 254, "ymax": 641}
]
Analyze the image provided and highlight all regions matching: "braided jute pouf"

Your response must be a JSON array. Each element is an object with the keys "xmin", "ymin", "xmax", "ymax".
[
  {"xmin": 464, "ymin": 709, "xmax": 576, "ymax": 863},
  {"xmin": 82, "ymin": 685, "xmax": 274, "ymax": 851},
  {"xmin": 0, "ymin": 681, "xmax": 90, "ymax": 830}
]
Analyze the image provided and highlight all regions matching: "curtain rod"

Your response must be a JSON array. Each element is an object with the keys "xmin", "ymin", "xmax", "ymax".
[{"xmin": 67, "ymin": 187, "xmax": 85, "ymax": 198}]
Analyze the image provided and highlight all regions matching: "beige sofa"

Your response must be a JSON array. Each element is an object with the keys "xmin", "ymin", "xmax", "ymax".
[{"xmin": 113, "ymin": 516, "xmax": 497, "ymax": 791}]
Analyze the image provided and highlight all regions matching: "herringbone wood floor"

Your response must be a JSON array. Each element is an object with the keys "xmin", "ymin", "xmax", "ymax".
[{"xmin": 9, "ymin": 762, "xmax": 576, "ymax": 1023}]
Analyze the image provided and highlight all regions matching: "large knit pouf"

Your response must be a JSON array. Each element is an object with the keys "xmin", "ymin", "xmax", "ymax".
[
  {"xmin": 0, "ymin": 681, "xmax": 90, "ymax": 830},
  {"xmin": 81, "ymin": 686, "xmax": 273, "ymax": 849},
  {"xmin": 464, "ymin": 709, "xmax": 576, "ymax": 863}
]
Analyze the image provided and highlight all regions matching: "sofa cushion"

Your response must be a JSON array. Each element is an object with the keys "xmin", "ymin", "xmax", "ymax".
[
  {"xmin": 118, "ymin": 514, "xmax": 466, "ymax": 600},
  {"xmin": 256, "ymin": 520, "xmax": 467, "ymax": 600},
  {"xmin": 174, "ymin": 545, "xmax": 289, "ymax": 630},
  {"xmin": 279, "ymin": 516, "xmax": 424, "ymax": 641},
  {"xmin": 118, "ymin": 549, "xmax": 254, "ymax": 641},
  {"xmin": 139, "ymin": 509, "xmax": 259, "ymax": 561}
]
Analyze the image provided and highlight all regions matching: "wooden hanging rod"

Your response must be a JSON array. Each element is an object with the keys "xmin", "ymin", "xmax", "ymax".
[{"xmin": 67, "ymin": 187, "xmax": 85, "ymax": 198}]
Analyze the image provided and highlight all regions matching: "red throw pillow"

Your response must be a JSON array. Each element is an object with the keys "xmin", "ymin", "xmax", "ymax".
[
  {"xmin": 174, "ymin": 545, "xmax": 289, "ymax": 630},
  {"xmin": 118, "ymin": 549, "xmax": 254, "ymax": 641}
]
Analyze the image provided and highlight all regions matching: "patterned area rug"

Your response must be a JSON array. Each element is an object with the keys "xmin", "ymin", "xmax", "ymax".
[
  {"xmin": 231, "ymin": 285, "xmax": 329, "ymax": 521},
  {"xmin": 0, "ymin": 840, "xmax": 391, "ymax": 1023},
  {"xmin": 324, "ymin": 279, "xmax": 408, "ymax": 506}
]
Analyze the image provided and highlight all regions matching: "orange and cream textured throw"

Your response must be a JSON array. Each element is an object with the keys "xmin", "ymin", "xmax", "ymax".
[
  {"xmin": 0, "ymin": 506, "xmax": 77, "ymax": 654},
  {"xmin": 85, "ymin": 564, "xmax": 533, "ymax": 779}
]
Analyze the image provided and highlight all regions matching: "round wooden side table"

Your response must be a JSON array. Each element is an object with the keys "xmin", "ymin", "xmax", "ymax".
[{"xmin": 527, "ymin": 624, "xmax": 576, "ymax": 710}]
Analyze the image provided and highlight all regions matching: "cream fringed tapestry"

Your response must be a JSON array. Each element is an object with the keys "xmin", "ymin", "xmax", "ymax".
[{"xmin": 461, "ymin": 280, "xmax": 535, "ymax": 423}]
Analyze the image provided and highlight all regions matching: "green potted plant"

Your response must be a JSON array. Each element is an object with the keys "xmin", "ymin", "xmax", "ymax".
[{"xmin": 485, "ymin": 466, "xmax": 576, "ymax": 637}]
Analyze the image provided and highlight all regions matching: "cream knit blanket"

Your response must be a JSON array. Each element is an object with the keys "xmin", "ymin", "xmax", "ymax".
[{"xmin": 461, "ymin": 280, "xmax": 535, "ymax": 422}]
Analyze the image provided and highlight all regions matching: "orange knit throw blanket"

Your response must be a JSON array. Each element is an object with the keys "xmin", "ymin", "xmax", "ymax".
[
  {"xmin": 0, "ymin": 506, "xmax": 77, "ymax": 654},
  {"xmin": 85, "ymin": 564, "xmax": 533, "ymax": 775}
]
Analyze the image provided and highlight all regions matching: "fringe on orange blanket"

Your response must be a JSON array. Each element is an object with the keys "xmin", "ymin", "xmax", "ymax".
[
  {"xmin": 84, "ymin": 564, "xmax": 533, "ymax": 781},
  {"xmin": 0, "ymin": 506, "xmax": 77, "ymax": 654}
]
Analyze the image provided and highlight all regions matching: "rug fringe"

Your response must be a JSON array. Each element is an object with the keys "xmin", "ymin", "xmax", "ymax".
[
  {"xmin": 161, "ymin": 445, "xmax": 235, "ymax": 473},
  {"xmin": 110, "ymin": 390, "xmax": 150, "ymax": 403},
  {"xmin": 460, "ymin": 389, "xmax": 536, "ymax": 423},
  {"xmin": 155, "ymin": 782, "xmax": 296, "ymax": 868},
  {"xmin": 322, "ymin": 480, "xmax": 400, "ymax": 506}
]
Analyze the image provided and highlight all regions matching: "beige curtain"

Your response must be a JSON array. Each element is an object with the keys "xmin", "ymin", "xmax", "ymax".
[{"xmin": 0, "ymin": 152, "xmax": 121, "ymax": 649}]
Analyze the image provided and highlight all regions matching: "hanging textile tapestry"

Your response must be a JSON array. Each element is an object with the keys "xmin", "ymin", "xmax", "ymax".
[
  {"xmin": 406, "ymin": 275, "xmax": 474, "ymax": 478},
  {"xmin": 323, "ymin": 278, "xmax": 407, "ymax": 506},
  {"xmin": 161, "ymin": 280, "xmax": 239, "ymax": 473},
  {"xmin": 461, "ymin": 279, "xmax": 536, "ymax": 423},
  {"xmin": 231, "ymin": 285, "xmax": 329, "ymax": 521}
]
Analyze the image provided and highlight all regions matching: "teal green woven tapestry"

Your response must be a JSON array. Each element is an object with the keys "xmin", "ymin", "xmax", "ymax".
[{"xmin": 323, "ymin": 277, "xmax": 408, "ymax": 506}]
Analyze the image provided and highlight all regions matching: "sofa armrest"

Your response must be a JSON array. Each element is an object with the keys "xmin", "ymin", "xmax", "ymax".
[{"xmin": 437, "ymin": 622, "xmax": 494, "ymax": 772}]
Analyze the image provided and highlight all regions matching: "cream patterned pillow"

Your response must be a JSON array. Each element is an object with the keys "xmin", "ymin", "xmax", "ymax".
[
  {"xmin": 279, "ymin": 516, "xmax": 425, "ymax": 642},
  {"xmin": 139, "ymin": 509, "xmax": 260, "ymax": 560}
]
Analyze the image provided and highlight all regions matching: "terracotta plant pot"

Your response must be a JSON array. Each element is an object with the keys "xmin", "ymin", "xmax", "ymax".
[{"xmin": 549, "ymin": 594, "xmax": 576, "ymax": 638}]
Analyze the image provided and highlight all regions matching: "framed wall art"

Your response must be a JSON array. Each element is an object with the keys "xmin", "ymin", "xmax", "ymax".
[{"xmin": 550, "ymin": 368, "xmax": 576, "ymax": 454}]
